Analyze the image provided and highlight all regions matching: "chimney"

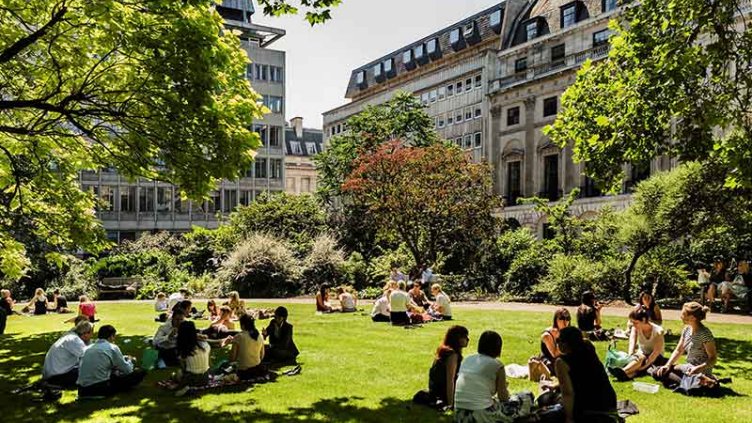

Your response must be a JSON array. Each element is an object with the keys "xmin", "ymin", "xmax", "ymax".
[{"xmin": 291, "ymin": 116, "xmax": 304, "ymax": 139}]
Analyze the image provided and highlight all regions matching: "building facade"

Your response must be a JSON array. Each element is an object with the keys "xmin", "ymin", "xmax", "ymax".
[
  {"xmin": 85, "ymin": 0, "xmax": 287, "ymax": 242},
  {"xmin": 284, "ymin": 117, "xmax": 324, "ymax": 195}
]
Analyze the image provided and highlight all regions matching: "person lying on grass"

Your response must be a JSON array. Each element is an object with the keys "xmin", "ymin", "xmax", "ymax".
[
  {"xmin": 263, "ymin": 306, "xmax": 299, "ymax": 364},
  {"xmin": 609, "ymin": 306, "xmax": 666, "ymax": 381}
]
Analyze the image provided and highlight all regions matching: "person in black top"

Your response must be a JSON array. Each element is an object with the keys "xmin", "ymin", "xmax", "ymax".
[
  {"xmin": 576, "ymin": 291, "xmax": 602, "ymax": 332},
  {"xmin": 413, "ymin": 325, "xmax": 469, "ymax": 410},
  {"xmin": 51, "ymin": 289, "xmax": 70, "ymax": 313},
  {"xmin": 262, "ymin": 306, "xmax": 299, "ymax": 363},
  {"xmin": 0, "ymin": 289, "xmax": 13, "ymax": 335},
  {"xmin": 539, "ymin": 308, "xmax": 571, "ymax": 375},
  {"xmin": 555, "ymin": 327, "xmax": 618, "ymax": 423}
]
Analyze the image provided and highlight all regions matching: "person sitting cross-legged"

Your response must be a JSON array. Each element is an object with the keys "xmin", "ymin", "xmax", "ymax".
[
  {"xmin": 262, "ymin": 306, "xmax": 300, "ymax": 364},
  {"xmin": 77, "ymin": 325, "xmax": 146, "ymax": 398},
  {"xmin": 153, "ymin": 309, "xmax": 186, "ymax": 367},
  {"xmin": 389, "ymin": 281, "xmax": 411, "ymax": 326},
  {"xmin": 223, "ymin": 314, "xmax": 268, "ymax": 380},
  {"xmin": 371, "ymin": 289, "xmax": 392, "ymax": 323},
  {"xmin": 609, "ymin": 306, "xmax": 666, "ymax": 381},
  {"xmin": 42, "ymin": 321, "xmax": 94, "ymax": 388},
  {"xmin": 337, "ymin": 287, "xmax": 357, "ymax": 313},
  {"xmin": 429, "ymin": 284, "xmax": 452, "ymax": 320},
  {"xmin": 173, "ymin": 321, "xmax": 211, "ymax": 396},
  {"xmin": 413, "ymin": 325, "xmax": 468, "ymax": 410}
]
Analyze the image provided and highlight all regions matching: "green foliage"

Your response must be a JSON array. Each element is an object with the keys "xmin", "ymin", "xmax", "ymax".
[
  {"xmin": 357, "ymin": 286, "xmax": 383, "ymax": 300},
  {"xmin": 503, "ymin": 241, "xmax": 555, "ymax": 298},
  {"xmin": 519, "ymin": 189, "xmax": 582, "ymax": 255},
  {"xmin": 257, "ymin": 0, "xmax": 342, "ymax": 25},
  {"xmin": 300, "ymin": 234, "xmax": 346, "ymax": 292},
  {"xmin": 216, "ymin": 233, "xmax": 300, "ymax": 298},
  {"xmin": 367, "ymin": 244, "xmax": 415, "ymax": 286},
  {"xmin": 49, "ymin": 258, "xmax": 98, "ymax": 300},
  {"xmin": 341, "ymin": 251, "xmax": 369, "ymax": 290},
  {"xmin": 178, "ymin": 226, "xmax": 236, "ymax": 275},
  {"xmin": 227, "ymin": 192, "xmax": 326, "ymax": 255},
  {"xmin": 537, "ymin": 254, "xmax": 625, "ymax": 304},
  {"xmin": 631, "ymin": 249, "xmax": 693, "ymax": 300},
  {"xmin": 545, "ymin": 0, "xmax": 752, "ymax": 190}
]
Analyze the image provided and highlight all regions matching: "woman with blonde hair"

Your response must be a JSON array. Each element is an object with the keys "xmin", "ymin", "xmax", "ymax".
[
  {"xmin": 225, "ymin": 291, "xmax": 245, "ymax": 319},
  {"xmin": 27, "ymin": 288, "xmax": 49, "ymax": 315},
  {"xmin": 651, "ymin": 302, "xmax": 717, "ymax": 388},
  {"xmin": 429, "ymin": 284, "xmax": 452, "ymax": 320}
]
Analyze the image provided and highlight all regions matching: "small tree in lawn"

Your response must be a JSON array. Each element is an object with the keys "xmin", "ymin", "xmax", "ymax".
[{"xmin": 342, "ymin": 140, "xmax": 500, "ymax": 273}]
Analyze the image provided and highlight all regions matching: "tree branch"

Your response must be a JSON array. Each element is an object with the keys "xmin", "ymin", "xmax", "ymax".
[{"xmin": 0, "ymin": 5, "xmax": 68, "ymax": 64}]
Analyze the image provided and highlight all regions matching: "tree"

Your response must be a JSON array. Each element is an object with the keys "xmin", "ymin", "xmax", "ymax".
[
  {"xmin": 545, "ymin": 0, "xmax": 752, "ymax": 190},
  {"xmin": 519, "ymin": 189, "xmax": 582, "ymax": 255},
  {"xmin": 0, "ymin": 0, "xmax": 339, "ymax": 281},
  {"xmin": 342, "ymin": 141, "xmax": 500, "ymax": 271}
]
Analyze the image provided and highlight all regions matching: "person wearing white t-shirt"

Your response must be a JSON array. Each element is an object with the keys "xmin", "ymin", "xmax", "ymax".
[
  {"xmin": 430, "ymin": 284, "xmax": 452, "ymax": 320},
  {"xmin": 389, "ymin": 282, "xmax": 410, "ymax": 325},
  {"xmin": 337, "ymin": 287, "xmax": 357, "ymax": 312},
  {"xmin": 454, "ymin": 331, "xmax": 532, "ymax": 421},
  {"xmin": 42, "ymin": 321, "xmax": 94, "ymax": 388},
  {"xmin": 609, "ymin": 306, "xmax": 666, "ymax": 381},
  {"xmin": 371, "ymin": 290, "xmax": 391, "ymax": 322}
]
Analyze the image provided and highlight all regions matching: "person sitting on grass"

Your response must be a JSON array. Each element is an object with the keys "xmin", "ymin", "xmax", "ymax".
[
  {"xmin": 205, "ymin": 306, "xmax": 236, "ymax": 338},
  {"xmin": 577, "ymin": 291, "xmax": 605, "ymax": 340},
  {"xmin": 429, "ymin": 284, "xmax": 452, "ymax": 321},
  {"xmin": 454, "ymin": 331, "xmax": 533, "ymax": 422},
  {"xmin": 555, "ymin": 327, "xmax": 618, "ymax": 423},
  {"xmin": 223, "ymin": 314, "xmax": 267, "ymax": 380},
  {"xmin": 371, "ymin": 289, "xmax": 392, "ymax": 323},
  {"xmin": 337, "ymin": 287, "xmax": 357, "ymax": 313},
  {"xmin": 720, "ymin": 261, "xmax": 751, "ymax": 313},
  {"xmin": 77, "ymin": 325, "xmax": 146, "ymax": 398},
  {"xmin": 389, "ymin": 281, "xmax": 411, "ymax": 326},
  {"xmin": 650, "ymin": 302, "xmax": 718, "ymax": 389},
  {"xmin": 609, "ymin": 306, "xmax": 666, "ymax": 381},
  {"xmin": 638, "ymin": 291, "xmax": 663, "ymax": 325},
  {"xmin": 153, "ymin": 309, "xmax": 186, "ymax": 367},
  {"xmin": 408, "ymin": 281, "xmax": 431, "ymax": 310},
  {"xmin": 26, "ymin": 288, "xmax": 49, "ymax": 315},
  {"xmin": 77, "ymin": 295, "xmax": 97, "ymax": 323},
  {"xmin": 154, "ymin": 292, "xmax": 169, "ymax": 312},
  {"xmin": 1, "ymin": 289, "xmax": 16, "ymax": 335},
  {"xmin": 316, "ymin": 284, "xmax": 338, "ymax": 313},
  {"xmin": 206, "ymin": 299, "xmax": 219, "ymax": 320},
  {"xmin": 173, "ymin": 320, "xmax": 211, "ymax": 396},
  {"xmin": 539, "ymin": 308, "xmax": 571, "ymax": 376},
  {"xmin": 50, "ymin": 289, "xmax": 70, "ymax": 314},
  {"xmin": 263, "ymin": 306, "xmax": 300, "ymax": 364},
  {"xmin": 413, "ymin": 325, "xmax": 469, "ymax": 410},
  {"xmin": 225, "ymin": 291, "xmax": 246, "ymax": 319},
  {"xmin": 42, "ymin": 321, "xmax": 94, "ymax": 388}
]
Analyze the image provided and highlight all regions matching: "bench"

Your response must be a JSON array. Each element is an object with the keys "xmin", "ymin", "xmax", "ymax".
[{"xmin": 97, "ymin": 277, "xmax": 141, "ymax": 300}]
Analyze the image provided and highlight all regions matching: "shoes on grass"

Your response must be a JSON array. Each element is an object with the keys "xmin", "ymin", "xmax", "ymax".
[{"xmin": 608, "ymin": 367, "xmax": 631, "ymax": 382}]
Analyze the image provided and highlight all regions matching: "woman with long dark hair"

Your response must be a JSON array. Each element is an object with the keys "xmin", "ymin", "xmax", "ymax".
[
  {"xmin": 316, "ymin": 284, "xmax": 335, "ymax": 313},
  {"xmin": 174, "ymin": 321, "xmax": 210, "ymax": 395},
  {"xmin": 227, "ymin": 313, "xmax": 266, "ymax": 380},
  {"xmin": 540, "ymin": 307, "xmax": 571, "ymax": 375},
  {"xmin": 414, "ymin": 325, "xmax": 469, "ymax": 409},
  {"xmin": 556, "ymin": 327, "xmax": 617, "ymax": 423},
  {"xmin": 609, "ymin": 306, "xmax": 666, "ymax": 381},
  {"xmin": 639, "ymin": 291, "xmax": 663, "ymax": 325}
]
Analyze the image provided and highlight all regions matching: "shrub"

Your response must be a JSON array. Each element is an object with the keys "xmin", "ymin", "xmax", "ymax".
[
  {"xmin": 502, "ymin": 241, "xmax": 554, "ymax": 297},
  {"xmin": 217, "ymin": 233, "xmax": 300, "ymax": 298},
  {"xmin": 115, "ymin": 232, "xmax": 185, "ymax": 256},
  {"xmin": 301, "ymin": 234, "xmax": 347, "ymax": 293},
  {"xmin": 368, "ymin": 244, "xmax": 416, "ymax": 285},
  {"xmin": 537, "ymin": 254, "xmax": 625, "ymax": 304},
  {"xmin": 178, "ymin": 226, "xmax": 233, "ymax": 275},
  {"xmin": 632, "ymin": 250, "xmax": 692, "ymax": 300},
  {"xmin": 342, "ymin": 251, "xmax": 369, "ymax": 289},
  {"xmin": 358, "ymin": 286, "xmax": 383, "ymax": 299},
  {"xmin": 49, "ymin": 258, "xmax": 98, "ymax": 300},
  {"xmin": 493, "ymin": 228, "xmax": 538, "ymax": 289}
]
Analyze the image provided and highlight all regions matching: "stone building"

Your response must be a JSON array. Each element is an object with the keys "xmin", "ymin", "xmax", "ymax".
[
  {"xmin": 284, "ymin": 117, "xmax": 324, "ymax": 195},
  {"xmin": 84, "ymin": 0, "xmax": 287, "ymax": 242}
]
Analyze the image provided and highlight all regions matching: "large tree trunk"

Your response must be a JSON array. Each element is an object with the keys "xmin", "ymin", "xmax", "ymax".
[{"xmin": 623, "ymin": 252, "xmax": 643, "ymax": 304}]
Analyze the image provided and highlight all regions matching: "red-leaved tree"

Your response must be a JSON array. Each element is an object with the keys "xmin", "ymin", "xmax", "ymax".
[{"xmin": 342, "ymin": 140, "xmax": 500, "ymax": 271}]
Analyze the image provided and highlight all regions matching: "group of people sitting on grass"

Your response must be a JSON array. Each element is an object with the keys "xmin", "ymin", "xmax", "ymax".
[
  {"xmin": 315, "ymin": 284, "xmax": 359, "ymax": 313},
  {"xmin": 371, "ymin": 280, "xmax": 452, "ymax": 325},
  {"xmin": 696, "ymin": 257, "xmax": 752, "ymax": 314},
  {"xmin": 0, "ymin": 287, "xmax": 97, "ymax": 336},
  {"xmin": 416, "ymin": 297, "xmax": 721, "ymax": 422}
]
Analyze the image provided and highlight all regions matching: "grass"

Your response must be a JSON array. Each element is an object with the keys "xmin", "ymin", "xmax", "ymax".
[{"xmin": 1, "ymin": 302, "xmax": 751, "ymax": 422}]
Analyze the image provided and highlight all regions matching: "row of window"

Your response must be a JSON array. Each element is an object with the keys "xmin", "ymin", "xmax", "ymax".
[
  {"xmin": 513, "ymin": 28, "xmax": 611, "ymax": 75},
  {"xmin": 247, "ymin": 158, "xmax": 284, "ymax": 179},
  {"xmin": 246, "ymin": 63, "xmax": 284, "ymax": 83},
  {"xmin": 288, "ymin": 141, "xmax": 318, "ymax": 156},
  {"xmin": 261, "ymin": 95, "xmax": 283, "ymax": 113},
  {"xmin": 503, "ymin": 97, "xmax": 558, "ymax": 126},
  {"xmin": 525, "ymin": 0, "xmax": 617, "ymax": 42},
  {"xmin": 451, "ymin": 132, "xmax": 483, "ymax": 150},
  {"xmin": 420, "ymin": 74, "xmax": 483, "ymax": 105},
  {"xmin": 435, "ymin": 104, "xmax": 483, "ymax": 129},
  {"xmin": 329, "ymin": 122, "xmax": 347, "ymax": 136},
  {"xmin": 253, "ymin": 124, "xmax": 282, "ymax": 147}
]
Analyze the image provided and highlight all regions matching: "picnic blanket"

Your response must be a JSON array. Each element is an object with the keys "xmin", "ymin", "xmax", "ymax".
[{"xmin": 157, "ymin": 366, "xmax": 301, "ymax": 396}]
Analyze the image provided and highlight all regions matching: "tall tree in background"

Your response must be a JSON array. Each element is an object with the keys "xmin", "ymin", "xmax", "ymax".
[
  {"xmin": 0, "ymin": 0, "xmax": 341, "ymax": 282},
  {"xmin": 545, "ymin": 0, "xmax": 752, "ymax": 190}
]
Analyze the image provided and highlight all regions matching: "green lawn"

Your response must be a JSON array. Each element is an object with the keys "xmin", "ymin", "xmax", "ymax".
[{"xmin": 1, "ymin": 302, "xmax": 750, "ymax": 422}]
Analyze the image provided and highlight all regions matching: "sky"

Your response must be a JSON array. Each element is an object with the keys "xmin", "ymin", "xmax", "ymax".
[{"xmin": 252, "ymin": 0, "xmax": 502, "ymax": 129}]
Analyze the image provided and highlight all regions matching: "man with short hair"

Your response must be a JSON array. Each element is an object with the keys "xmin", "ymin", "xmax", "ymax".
[
  {"xmin": 77, "ymin": 325, "xmax": 145, "ymax": 397},
  {"xmin": 42, "ymin": 321, "xmax": 94, "ymax": 388},
  {"xmin": 153, "ymin": 309, "xmax": 185, "ymax": 367}
]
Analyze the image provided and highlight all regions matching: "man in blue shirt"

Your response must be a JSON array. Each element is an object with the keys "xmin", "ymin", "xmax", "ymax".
[{"xmin": 77, "ymin": 325, "xmax": 146, "ymax": 397}]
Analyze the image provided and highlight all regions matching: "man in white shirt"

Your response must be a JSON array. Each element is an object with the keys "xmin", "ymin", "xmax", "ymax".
[
  {"xmin": 42, "ymin": 321, "xmax": 93, "ymax": 388},
  {"xmin": 153, "ymin": 309, "xmax": 185, "ymax": 367}
]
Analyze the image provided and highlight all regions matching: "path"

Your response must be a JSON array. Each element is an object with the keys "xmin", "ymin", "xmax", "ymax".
[{"xmin": 102, "ymin": 298, "xmax": 752, "ymax": 325}]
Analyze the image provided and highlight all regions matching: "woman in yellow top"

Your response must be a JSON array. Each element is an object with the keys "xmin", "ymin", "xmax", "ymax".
[{"xmin": 226, "ymin": 314, "xmax": 266, "ymax": 380}]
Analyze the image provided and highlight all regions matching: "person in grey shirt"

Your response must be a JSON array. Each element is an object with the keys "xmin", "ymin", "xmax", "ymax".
[
  {"xmin": 77, "ymin": 325, "xmax": 146, "ymax": 397},
  {"xmin": 42, "ymin": 321, "xmax": 93, "ymax": 388}
]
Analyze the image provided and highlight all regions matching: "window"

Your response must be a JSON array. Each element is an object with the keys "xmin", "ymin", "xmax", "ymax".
[
  {"xmin": 245, "ymin": 64, "xmax": 254, "ymax": 80},
  {"xmin": 255, "ymin": 64, "xmax": 268, "ymax": 81},
  {"xmin": 507, "ymin": 106, "xmax": 520, "ymax": 126},
  {"xmin": 240, "ymin": 190, "xmax": 253, "ymax": 206},
  {"xmin": 455, "ymin": 137, "xmax": 462, "ymax": 147},
  {"xmin": 465, "ymin": 107, "xmax": 473, "ymax": 121},
  {"xmin": 543, "ymin": 97, "xmax": 558, "ymax": 117},
  {"xmin": 255, "ymin": 124, "xmax": 267, "ymax": 146},
  {"xmin": 429, "ymin": 89, "xmax": 437, "ymax": 103},
  {"xmin": 438, "ymin": 115, "xmax": 446, "ymax": 128},
  {"xmin": 255, "ymin": 158, "xmax": 268, "ymax": 178},
  {"xmin": 157, "ymin": 187, "xmax": 172, "ymax": 213},
  {"xmin": 263, "ymin": 95, "xmax": 283, "ymax": 113},
  {"xmin": 515, "ymin": 57, "xmax": 528, "ymax": 73},
  {"xmin": 438, "ymin": 86, "xmax": 446, "ymax": 101},
  {"xmin": 403, "ymin": 50, "xmax": 415, "ymax": 69},
  {"xmin": 269, "ymin": 126, "xmax": 281, "ymax": 147},
  {"xmin": 270, "ymin": 66, "xmax": 283, "ymax": 83},
  {"xmin": 336, "ymin": 124, "xmax": 341, "ymax": 133},
  {"xmin": 414, "ymin": 44, "xmax": 427, "ymax": 63},
  {"xmin": 474, "ymin": 107, "xmax": 482, "ymax": 119},
  {"xmin": 551, "ymin": 44, "xmax": 566, "ymax": 65},
  {"xmin": 507, "ymin": 161, "xmax": 521, "ymax": 205},
  {"xmin": 174, "ymin": 194, "xmax": 186, "ymax": 213},
  {"xmin": 305, "ymin": 142, "xmax": 317, "ymax": 155},
  {"xmin": 206, "ymin": 191, "xmax": 221, "ymax": 214},
  {"xmin": 435, "ymin": 117, "xmax": 440, "ymax": 129},
  {"xmin": 456, "ymin": 81, "xmax": 463, "ymax": 93},
  {"xmin": 139, "ymin": 186, "xmax": 154, "ymax": 212},
  {"xmin": 543, "ymin": 155, "xmax": 560, "ymax": 201},
  {"xmin": 602, "ymin": 0, "xmax": 617, "ymax": 13},
  {"xmin": 474, "ymin": 74, "xmax": 482, "ymax": 88},
  {"xmin": 450, "ymin": 28, "xmax": 464, "ymax": 50},
  {"xmin": 447, "ymin": 84, "xmax": 454, "ymax": 97},
  {"xmin": 463, "ymin": 134, "xmax": 472, "ymax": 149},
  {"xmin": 447, "ymin": 115, "xmax": 454, "ymax": 125},
  {"xmin": 421, "ymin": 92, "xmax": 430, "ymax": 105},
  {"xmin": 526, "ymin": 21, "xmax": 538, "ymax": 41},
  {"xmin": 120, "ymin": 186, "xmax": 135, "ymax": 212},
  {"xmin": 455, "ymin": 110, "xmax": 463, "ymax": 123},
  {"xmin": 593, "ymin": 29, "xmax": 611, "ymax": 46},
  {"xmin": 383, "ymin": 58, "xmax": 394, "ymax": 76},
  {"xmin": 631, "ymin": 162, "xmax": 650, "ymax": 185},
  {"xmin": 426, "ymin": 38, "xmax": 440, "ymax": 58},
  {"xmin": 465, "ymin": 78, "xmax": 472, "ymax": 92},
  {"xmin": 223, "ymin": 189, "xmax": 237, "ymax": 212},
  {"xmin": 356, "ymin": 70, "xmax": 366, "ymax": 87},
  {"xmin": 271, "ymin": 159, "xmax": 283, "ymax": 179},
  {"xmin": 474, "ymin": 132, "xmax": 482, "ymax": 148},
  {"xmin": 373, "ymin": 63, "xmax": 383, "ymax": 80},
  {"xmin": 561, "ymin": 3, "xmax": 577, "ymax": 28},
  {"xmin": 100, "ymin": 186, "xmax": 115, "ymax": 211},
  {"xmin": 489, "ymin": 9, "xmax": 502, "ymax": 33},
  {"xmin": 290, "ymin": 141, "xmax": 302, "ymax": 155}
]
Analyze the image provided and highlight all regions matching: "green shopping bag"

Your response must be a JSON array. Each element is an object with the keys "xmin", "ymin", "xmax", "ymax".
[
  {"xmin": 604, "ymin": 342, "xmax": 632, "ymax": 369},
  {"xmin": 141, "ymin": 348, "xmax": 159, "ymax": 371}
]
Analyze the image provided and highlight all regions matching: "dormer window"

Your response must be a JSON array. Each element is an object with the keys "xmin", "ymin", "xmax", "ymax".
[
  {"xmin": 489, "ymin": 9, "xmax": 502, "ymax": 34},
  {"xmin": 450, "ymin": 28, "xmax": 466, "ymax": 51},
  {"xmin": 356, "ymin": 70, "xmax": 367, "ymax": 89},
  {"xmin": 561, "ymin": 4, "xmax": 577, "ymax": 28},
  {"xmin": 403, "ymin": 49, "xmax": 416, "ymax": 70},
  {"xmin": 373, "ymin": 62, "xmax": 385, "ymax": 82},
  {"xmin": 464, "ymin": 21, "xmax": 481, "ymax": 45},
  {"xmin": 426, "ymin": 38, "xmax": 441, "ymax": 60},
  {"xmin": 414, "ymin": 43, "xmax": 429, "ymax": 65},
  {"xmin": 383, "ymin": 58, "xmax": 396, "ymax": 78},
  {"xmin": 526, "ymin": 21, "xmax": 538, "ymax": 41}
]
